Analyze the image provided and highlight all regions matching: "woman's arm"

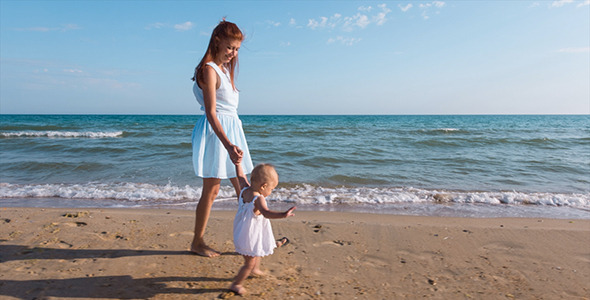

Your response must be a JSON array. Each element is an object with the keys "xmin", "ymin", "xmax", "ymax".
[
  {"xmin": 200, "ymin": 65, "xmax": 243, "ymax": 164},
  {"xmin": 254, "ymin": 196, "xmax": 296, "ymax": 219}
]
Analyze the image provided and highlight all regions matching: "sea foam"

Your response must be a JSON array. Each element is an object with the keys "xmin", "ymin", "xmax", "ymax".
[
  {"xmin": 1, "ymin": 182, "xmax": 588, "ymax": 208},
  {"xmin": 0, "ymin": 131, "xmax": 124, "ymax": 138}
]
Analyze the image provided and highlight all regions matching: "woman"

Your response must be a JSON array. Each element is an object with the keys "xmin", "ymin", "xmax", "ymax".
[{"xmin": 190, "ymin": 20, "xmax": 253, "ymax": 257}]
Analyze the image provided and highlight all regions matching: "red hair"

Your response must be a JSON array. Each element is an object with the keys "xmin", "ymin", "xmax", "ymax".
[{"xmin": 192, "ymin": 20, "xmax": 244, "ymax": 90}]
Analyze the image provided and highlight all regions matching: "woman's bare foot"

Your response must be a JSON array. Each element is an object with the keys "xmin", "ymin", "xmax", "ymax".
[
  {"xmin": 190, "ymin": 244, "xmax": 220, "ymax": 257},
  {"xmin": 230, "ymin": 283, "xmax": 247, "ymax": 295}
]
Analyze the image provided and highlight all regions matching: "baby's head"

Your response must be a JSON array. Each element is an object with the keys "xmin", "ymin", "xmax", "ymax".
[{"xmin": 250, "ymin": 164, "xmax": 278, "ymax": 197}]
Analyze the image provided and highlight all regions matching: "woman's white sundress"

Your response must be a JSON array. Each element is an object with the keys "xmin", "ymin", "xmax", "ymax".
[
  {"xmin": 192, "ymin": 62, "xmax": 253, "ymax": 179},
  {"xmin": 233, "ymin": 188, "xmax": 276, "ymax": 257}
]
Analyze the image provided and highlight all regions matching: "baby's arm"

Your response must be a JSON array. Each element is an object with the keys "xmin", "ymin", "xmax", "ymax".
[
  {"xmin": 235, "ymin": 162, "xmax": 250, "ymax": 191},
  {"xmin": 254, "ymin": 195, "xmax": 296, "ymax": 219}
]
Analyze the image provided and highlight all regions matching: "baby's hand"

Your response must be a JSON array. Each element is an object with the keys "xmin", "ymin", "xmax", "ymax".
[{"xmin": 284, "ymin": 206, "xmax": 296, "ymax": 218}]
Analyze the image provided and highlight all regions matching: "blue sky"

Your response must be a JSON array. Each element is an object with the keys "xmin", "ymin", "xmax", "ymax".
[{"xmin": 1, "ymin": 0, "xmax": 588, "ymax": 115}]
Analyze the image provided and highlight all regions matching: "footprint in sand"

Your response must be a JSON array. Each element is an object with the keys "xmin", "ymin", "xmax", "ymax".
[
  {"xmin": 313, "ymin": 240, "xmax": 352, "ymax": 247},
  {"xmin": 482, "ymin": 241, "xmax": 524, "ymax": 251},
  {"xmin": 169, "ymin": 231, "xmax": 193, "ymax": 237},
  {"xmin": 96, "ymin": 231, "xmax": 129, "ymax": 241},
  {"xmin": 360, "ymin": 255, "xmax": 391, "ymax": 268},
  {"xmin": 573, "ymin": 254, "xmax": 590, "ymax": 263},
  {"xmin": 62, "ymin": 221, "xmax": 88, "ymax": 227},
  {"xmin": 62, "ymin": 211, "xmax": 90, "ymax": 218},
  {"xmin": 332, "ymin": 240, "xmax": 352, "ymax": 246}
]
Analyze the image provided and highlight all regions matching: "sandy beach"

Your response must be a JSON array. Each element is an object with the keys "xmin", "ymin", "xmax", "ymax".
[{"xmin": 1, "ymin": 207, "xmax": 589, "ymax": 299}]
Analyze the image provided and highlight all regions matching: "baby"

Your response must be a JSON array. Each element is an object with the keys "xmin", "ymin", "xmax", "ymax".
[{"xmin": 230, "ymin": 163, "xmax": 296, "ymax": 295}]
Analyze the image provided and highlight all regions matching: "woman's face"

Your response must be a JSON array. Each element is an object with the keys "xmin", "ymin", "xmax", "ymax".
[{"xmin": 215, "ymin": 38, "xmax": 241, "ymax": 64}]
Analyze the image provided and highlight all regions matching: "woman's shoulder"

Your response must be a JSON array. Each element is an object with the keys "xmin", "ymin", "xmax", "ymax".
[
  {"xmin": 203, "ymin": 62, "xmax": 223, "ymax": 73},
  {"xmin": 201, "ymin": 63, "xmax": 216, "ymax": 74},
  {"xmin": 199, "ymin": 64, "xmax": 220, "ymax": 87}
]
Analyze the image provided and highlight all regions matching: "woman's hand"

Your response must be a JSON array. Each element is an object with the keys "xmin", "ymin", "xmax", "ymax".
[{"xmin": 227, "ymin": 144, "xmax": 243, "ymax": 164}]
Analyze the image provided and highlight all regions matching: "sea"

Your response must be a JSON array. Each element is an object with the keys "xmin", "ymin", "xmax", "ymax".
[{"xmin": 1, "ymin": 114, "xmax": 589, "ymax": 219}]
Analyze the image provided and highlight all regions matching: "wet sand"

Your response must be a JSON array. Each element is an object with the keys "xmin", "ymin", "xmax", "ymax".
[{"xmin": 1, "ymin": 207, "xmax": 589, "ymax": 299}]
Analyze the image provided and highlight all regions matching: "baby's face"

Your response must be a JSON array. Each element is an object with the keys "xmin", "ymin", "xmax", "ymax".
[{"xmin": 262, "ymin": 179, "xmax": 278, "ymax": 197}]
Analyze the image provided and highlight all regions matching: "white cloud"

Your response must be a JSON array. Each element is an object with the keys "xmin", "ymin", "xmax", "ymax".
[
  {"xmin": 307, "ymin": 4, "xmax": 391, "ymax": 31},
  {"xmin": 343, "ymin": 13, "xmax": 370, "ymax": 30},
  {"xmin": 63, "ymin": 69, "xmax": 83, "ymax": 74},
  {"xmin": 420, "ymin": 1, "xmax": 446, "ymax": 9},
  {"xmin": 419, "ymin": 1, "xmax": 446, "ymax": 20},
  {"xmin": 558, "ymin": 47, "xmax": 590, "ymax": 53},
  {"xmin": 289, "ymin": 18, "xmax": 296, "ymax": 26},
  {"xmin": 145, "ymin": 22, "xmax": 166, "ymax": 30},
  {"xmin": 549, "ymin": 0, "xmax": 590, "ymax": 7},
  {"xmin": 8, "ymin": 58, "xmax": 140, "ymax": 92},
  {"xmin": 399, "ymin": 3, "xmax": 413, "ymax": 12},
  {"xmin": 148, "ymin": 21, "xmax": 193, "ymax": 31},
  {"xmin": 433, "ymin": 1, "xmax": 446, "ymax": 8},
  {"xmin": 16, "ymin": 27, "xmax": 52, "ymax": 32},
  {"xmin": 266, "ymin": 20, "xmax": 281, "ymax": 27},
  {"xmin": 375, "ymin": 4, "xmax": 392, "ymax": 25},
  {"xmin": 327, "ymin": 36, "xmax": 362, "ymax": 46},
  {"xmin": 174, "ymin": 21, "xmax": 193, "ymax": 31},
  {"xmin": 307, "ymin": 16, "xmax": 329, "ymax": 30},
  {"xmin": 61, "ymin": 24, "xmax": 81, "ymax": 31},
  {"xmin": 551, "ymin": 0, "xmax": 574, "ymax": 7},
  {"xmin": 358, "ymin": 5, "xmax": 373, "ymax": 12}
]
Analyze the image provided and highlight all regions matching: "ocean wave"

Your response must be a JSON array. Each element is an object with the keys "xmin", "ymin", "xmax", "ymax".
[
  {"xmin": 0, "ymin": 125, "xmax": 68, "ymax": 131},
  {"xmin": 0, "ymin": 131, "xmax": 124, "ymax": 138},
  {"xmin": 418, "ymin": 128, "xmax": 464, "ymax": 134},
  {"xmin": 271, "ymin": 185, "xmax": 590, "ymax": 207},
  {"xmin": 1, "ymin": 182, "xmax": 588, "ymax": 208},
  {"xmin": 0, "ymin": 182, "xmax": 213, "ymax": 201},
  {"xmin": 3, "ymin": 161, "xmax": 111, "ymax": 174}
]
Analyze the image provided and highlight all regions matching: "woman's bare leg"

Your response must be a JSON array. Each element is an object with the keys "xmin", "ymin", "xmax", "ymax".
[{"xmin": 190, "ymin": 177, "xmax": 221, "ymax": 257}]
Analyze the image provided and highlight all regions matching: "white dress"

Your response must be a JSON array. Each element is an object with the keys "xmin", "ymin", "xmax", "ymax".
[
  {"xmin": 191, "ymin": 62, "xmax": 253, "ymax": 179},
  {"xmin": 233, "ymin": 188, "xmax": 276, "ymax": 257}
]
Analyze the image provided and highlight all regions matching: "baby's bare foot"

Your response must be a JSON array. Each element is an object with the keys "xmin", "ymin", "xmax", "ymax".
[
  {"xmin": 190, "ymin": 244, "xmax": 220, "ymax": 258},
  {"xmin": 230, "ymin": 284, "xmax": 247, "ymax": 295},
  {"xmin": 251, "ymin": 268, "xmax": 265, "ymax": 276}
]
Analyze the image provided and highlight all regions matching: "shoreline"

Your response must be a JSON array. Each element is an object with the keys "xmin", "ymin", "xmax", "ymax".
[
  {"xmin": 2, "ymin": 197, "xmax": 589, "ymax": 220},
  {"xmin": 1, "ymin": 207, "xmax": 589, "ymax": 299}
]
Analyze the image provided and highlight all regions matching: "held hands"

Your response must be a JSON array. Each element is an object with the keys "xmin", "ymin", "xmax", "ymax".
[{"xmin": 227, "ymin": 144, "xmax": 243, "ymax": 164}]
